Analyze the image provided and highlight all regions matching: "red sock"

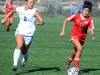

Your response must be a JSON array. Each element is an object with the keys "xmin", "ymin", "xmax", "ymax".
[
  {"xmin": 66, "ymin": 57, "xmax": 73, "ymax": 65},
  {"xmin": 74, "ymin": 57, "xmax": 80, "ymax": 67}
]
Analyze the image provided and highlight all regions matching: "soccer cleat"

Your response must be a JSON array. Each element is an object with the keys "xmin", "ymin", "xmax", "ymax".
[
  {"xmin": 12, "ymin": 65, "xmax": 17, "ymax": 71},
  {"xmin": 66, "ymin": 65, "xmax": 70, "ymax": 71},
  {"xmin": 20, "ymin": 58, "xmax": 28, "ymax": 67}
]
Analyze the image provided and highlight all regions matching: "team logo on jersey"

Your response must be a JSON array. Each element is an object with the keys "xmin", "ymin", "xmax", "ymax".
[{"xmin": 79, "ymin": 24, "xmax": 84, "ymax": 28}]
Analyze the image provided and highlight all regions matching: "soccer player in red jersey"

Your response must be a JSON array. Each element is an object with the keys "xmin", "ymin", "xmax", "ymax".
[
  {"xmin": 60, "ymin": 1, "xmax": 95, "ymax": 70},
  {"xmin": 4, "ymin": 0, "xmax": 13, "ymax": 31}
]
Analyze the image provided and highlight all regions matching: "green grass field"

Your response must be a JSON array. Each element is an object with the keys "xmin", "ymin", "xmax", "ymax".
[{"xmin": 0, "ymin": 17, "xmax": 100, "ymax": 75}]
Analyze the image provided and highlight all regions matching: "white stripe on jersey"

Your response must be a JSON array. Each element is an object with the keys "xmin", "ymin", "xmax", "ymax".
[
  {"xmin": 4, "ymin": 3, "xmax": 6, "ymax": 8},
  {"xmin": 90, "ymin": 20, "xmax": 94, "ymax": 29},
  {"xmin": 67, "ymin": 14, "xmax": 75, "ymax": 21}
]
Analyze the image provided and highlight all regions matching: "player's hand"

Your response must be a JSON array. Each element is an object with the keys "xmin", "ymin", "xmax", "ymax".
[
  {"xmin": 36, "ymin": 22, "xmax": 42, "ymax": 26},
  {"xmin": 92, "ymin": 36, "xmax": 95, "ymax": 40},
  {"xmin": 1, "ymin": 18, "xmax": 6, "ymax": 25},
  {"xmin": 7, "ymin": 9, "xmax": 10, "ymax": 11},
  {"xmin": 60, "ymin": 31, "xmax": 65, "ymax": 37}
]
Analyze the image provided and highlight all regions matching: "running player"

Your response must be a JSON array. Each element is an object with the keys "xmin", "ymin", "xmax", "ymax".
[
  {"xmin": 1, "ymin": 0, "xmax": 45, "ymax": 71},
  {"xmin": 4, "ymin": 0, "xmax": 14, "ymax": 31},
  {"xmin": 60, "ymin": 1, "xmax": 95, "ymax": 71}
]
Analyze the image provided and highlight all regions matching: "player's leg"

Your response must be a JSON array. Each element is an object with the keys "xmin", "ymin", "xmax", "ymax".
[
  {"xmin": 12, "ymin": 34, "xmax": 24, "ymax": 71},
  {"xmin": 9, "ymin": 16, "xmax": 13, "ymax": 27},
  {"xmin": 72, "ymin": 39, "xmax": 82, "ymax": 68},
  {"xmin": 6, "ymin": 18, "xmax": 10, "ymax": 31},
  {"xmin": 66, "ymin": 47, "xmax": 77, "ymax": 65},
  {"xmin": 20, "ymin": 36, "xmax": 33, "ymax": 67},
  {"xmin": 66, "ymin": 47, "xmax": 77, "ymax": 70},
  {"xmin": 20, "ymin": 44, "xmax": 30, "ymax": 67}
]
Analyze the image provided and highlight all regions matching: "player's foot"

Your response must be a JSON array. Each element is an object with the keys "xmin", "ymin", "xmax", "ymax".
[
  {"xmin": 12, "ymin": 65, "xmax": 17, "ymax": 71},
  {"xmin": 66, "ymin": 65, "xmax": 70, "ymax": 71},
  {"xmin": 6, "ymin": 28, "xmax": 9, "ymax": 31},
  {"xmin": 20, "ymin": 58, "xmax": 28, "ymax": 67}
]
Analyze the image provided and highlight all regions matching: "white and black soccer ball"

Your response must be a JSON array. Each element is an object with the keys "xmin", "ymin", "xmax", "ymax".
[{"xmin": 67, "ymin": 67, "xmax": 79, "ymax": 75}]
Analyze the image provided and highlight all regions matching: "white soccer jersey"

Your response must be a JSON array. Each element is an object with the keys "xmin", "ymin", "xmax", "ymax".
[{"xmin": 16, "ymin": 6, "xmax": 37, "ymax": 36}]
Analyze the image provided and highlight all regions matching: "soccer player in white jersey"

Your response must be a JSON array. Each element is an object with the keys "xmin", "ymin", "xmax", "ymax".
[{"xmin": 1, "ymin": 0, "xmax": 45, "ymax": 71}]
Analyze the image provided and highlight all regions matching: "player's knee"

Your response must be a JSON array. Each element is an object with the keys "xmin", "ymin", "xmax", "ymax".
[
  {"xmin": 16, "ymin": 45, "xmax": 23, "ymax": 50},
  {"xmin": 9, "ymin": 23, "xmax": 13, "ymax": 25},
  {"xmin": 77, "ymin": 47, "xmax": 82, "ymax": 52},
  {"xmin": 7, "ymin": 22, "xmax": 9, "ymax": 25},
  {"xmin": 21, "ymin": 47, "xmax": 28, "ymax": 55},
  {"xmin": 21, "ymin": 50, "xmax": 27, "ymax": 55}
]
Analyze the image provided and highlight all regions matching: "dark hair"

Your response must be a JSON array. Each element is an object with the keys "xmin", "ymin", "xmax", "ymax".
[
  {"xmin": 83, "ymin": 1, "xmax": 93, "ymax": 12},
  {"xmin": 25, "ymin": 0, "xmax": 27, "ymax": 1}
]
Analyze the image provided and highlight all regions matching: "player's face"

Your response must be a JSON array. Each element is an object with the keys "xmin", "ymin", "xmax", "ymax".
[
  {"xmin": 82, "ymin": 8, "xmax": 90, "ymax": 17},
  {"xmin": 26, "ymin": 0, "xmax": 34, "ymax": 9},
  {"xmin": 8, "ymin": 0, "xmax": 12, "ymax": 3}
]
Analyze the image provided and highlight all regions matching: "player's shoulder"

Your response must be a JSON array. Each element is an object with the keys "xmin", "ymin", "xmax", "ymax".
[
  {"xmin": 16, "ymin": 6, "xmax": 24, "ymax": 12},
  {"xmin": 88, "ymin": 16, "xmax": 92, "ymax": 19},
  {"xmin": 5, "ymin": 2, "xmax": 8, "ymax": 5},
  {"xmin": 70, "ymin": 14, "xmax": 80, "ymax": 19},
  {"xmin": 29, "ymin": 7, "xmax": 37, "ymax": 14},
  {"xmin": 16, "ymin": 6, "xmax": 24, "ymax": 9},
  {"xmin": 16, "ymin": 6, "xmax": 24, "ymax": 10},
  {"xmin": 75, "ymin": 14, "xmax": 80, "ymax": 17},
  {"xmin": 6, "ymin": 2, "xmax": 13, "ymax": 5},
  {"xmin": 30, "ymin": 7, "xmax": 37, "ymax": 11},
  {"xmin": 87, "ymin": 16, "xmax": 93, "ymax": 21},
  {"xmin": 69, "ymin": 14, "xmax": 80, "ymax": 18}
]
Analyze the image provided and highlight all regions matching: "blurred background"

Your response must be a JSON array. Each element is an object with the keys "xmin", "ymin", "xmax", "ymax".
[{"xmin": 0, "ymin": 0, "xmax": 100, "ymax": 17}]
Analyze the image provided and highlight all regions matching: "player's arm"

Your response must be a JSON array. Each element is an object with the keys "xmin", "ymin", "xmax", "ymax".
[
  {"xmin": 60, "ymin": 18, "xmax": 69, "ymax": 37},
  {"xmin": 90, "ymin": 29, "xmax": 95, "ymax": 40},
  {"xmin": 4, "ymin": 4, "xmax": 10, "ymax": 11},
  {"xmin": 60, "ymin": 14, "xmax": 75, "ymax": 37},
  {"xmin": 35, "ymin": 10, "xmax": 45, "ymax": 26},
  {"xmin": 89, "ymin": 19, "xmax": 95, "ymax": 40},
  {"xmin": 4, "ymin": 4, "xmax": 8, "ymax": 11},
  {"xmin": 4, "ymin": 7, "xmax": 9, "ymax": 11},
  {"xmin": 1, "ymin": 8, "xmax": 16, "ymax": 24}
]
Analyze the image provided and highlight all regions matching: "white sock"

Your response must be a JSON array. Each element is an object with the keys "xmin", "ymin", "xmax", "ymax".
[
  {"xmin": 22, "ymin": 51, "xmax": 29, "ymax": 62},
  {"xmin": 13, "ymin": 49, "xmax": 21, "ymax": 66}
]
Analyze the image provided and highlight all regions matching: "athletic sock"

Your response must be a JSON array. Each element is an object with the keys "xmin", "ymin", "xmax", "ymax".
[
  {"xmin": 22, "ymin": 51, "xmax": 29, "ymax": 62},
  {"xmin": 66, "ymin": 57, "xmax": 73, "ymax": 65},
  {"xmin": 74, "ymin": 57, "xmax": 80, "ymax": 68},
  {"xmin": 6, "ymin": 24, "xmax": 9, "ymax": 29},
  {"xmin": 13, "ymin": 49, "xmax": 21, "ymax": 66}
]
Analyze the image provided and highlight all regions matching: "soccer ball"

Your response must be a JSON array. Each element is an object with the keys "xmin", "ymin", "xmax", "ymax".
[{"xmin": 67, "ymin": 67, "xmax": 79, "ymax": 75}]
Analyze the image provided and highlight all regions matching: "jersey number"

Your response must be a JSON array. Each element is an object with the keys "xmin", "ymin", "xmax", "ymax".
[{"xmin": 24, "ymin": 16, "xmax": 27, "ymax": 21}]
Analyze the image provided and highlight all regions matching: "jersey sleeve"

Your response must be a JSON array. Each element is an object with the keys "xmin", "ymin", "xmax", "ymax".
[
  {"xmin": 88, "ymin": 19, "xmax": 94, "ymax": 30},
  {"xmin": 4, "ymin": 3, "xmax": 7, "ymax": 9},
  {"xmin": 67, "ymin": 14, "xmax": 76, "ymax": 21},
  {"xmin": 33, "ymin": 8, "xmax": 37, "ymax": 15},
  {"xmin": 16, "ymin": 7, "xmax": 20, "ymax": 13}
]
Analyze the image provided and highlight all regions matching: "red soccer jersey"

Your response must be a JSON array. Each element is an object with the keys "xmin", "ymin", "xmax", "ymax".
[
  {"xmin": 67, "ymin": 14, "xmax": 94, "ymax": 44},
  {"xmin": 4, "ymin": 2, "xmax": 13, "ymax": 14}
]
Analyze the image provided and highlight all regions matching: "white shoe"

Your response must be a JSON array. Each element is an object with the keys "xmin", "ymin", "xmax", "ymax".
[
  {"xmin": 12, "ymin": 65, "xmax": 17, "ymax": 71},
  {"xmin": 20, "ymin": 58, "xmax": 28, "ymax": 67},
  {"xmin": 66, "ymin": 65, "xmax": 70, "ymax": 71}
]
